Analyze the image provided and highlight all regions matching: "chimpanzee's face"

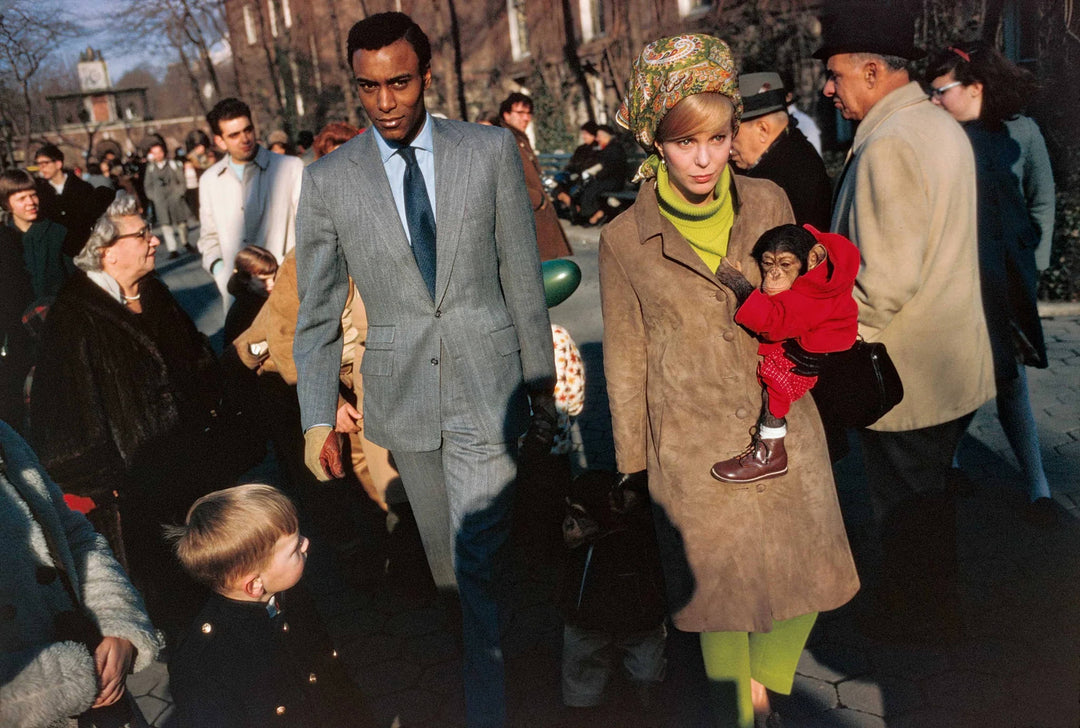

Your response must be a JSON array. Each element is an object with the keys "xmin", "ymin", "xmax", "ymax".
[{"xmin": 759, "ymin": 251, "xmax": 803, "ymax": 296}]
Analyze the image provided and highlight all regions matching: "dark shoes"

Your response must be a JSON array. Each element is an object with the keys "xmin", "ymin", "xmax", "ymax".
[
  {"xmin": 1023, "ymin": 497, "xmax": 1060, "ymax": 528},
  {"xmin": 711, "ymin": 437, "xmax": 788, "ymax": 484}
]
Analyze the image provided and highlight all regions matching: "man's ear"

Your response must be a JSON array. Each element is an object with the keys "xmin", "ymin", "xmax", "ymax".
[
  {"xmin": 807, "ymin": 243, "xmax": 828, "ymax": 270},
  {"xmin": 212, "ymin": 134, "xmax": 225, "ymax": 151},
  {"xmin": 422, "ymin": 66, "xmax": 432, "ymax": 91},
  {"xmin": 863, "ymin": 59, "xmax": 878, "ymax": 88},
  {"xmin": 755, "ymin": 118, "xmax": 772, "ymax": 143}
]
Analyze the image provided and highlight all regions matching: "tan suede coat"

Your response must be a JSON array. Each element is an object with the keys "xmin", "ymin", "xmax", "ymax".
[
  {"xmin": 599, "ymin": 173, "xmax": 859, "ymax": 632},
  {"xmin": 831, "ymin": 82, "xmax": 995, "ymax": 431}
]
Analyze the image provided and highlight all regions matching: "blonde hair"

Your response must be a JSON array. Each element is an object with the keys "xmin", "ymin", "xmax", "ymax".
[
  {"xmin": 655, "ymin": 92, "xmax": 735, "ymax": 144},
  {"xmin": 166, "ymin": 484, "xmax": 298, "ymax": 591}
]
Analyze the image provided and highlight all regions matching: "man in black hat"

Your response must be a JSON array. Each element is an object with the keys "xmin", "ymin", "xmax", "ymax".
[
  {"xmin": 730, "ymin": 71, "xmax": 832, "ymax": 229},
  {"xmin": 814, "ymin": 1, "xmax": 994, "ymax": 643}
]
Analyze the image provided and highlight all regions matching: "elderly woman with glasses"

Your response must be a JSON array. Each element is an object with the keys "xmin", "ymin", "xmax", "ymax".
[
  {"xmin": 599, "ymin": 35, "xmax": 859, "ymax": 727},
  {"xmin": 29, "ymin": 192, "xmax": 223, "ymax": 634},
  {"xmin": 926, "ymin": 42, "xmax": 1056, "ymax": 526}
]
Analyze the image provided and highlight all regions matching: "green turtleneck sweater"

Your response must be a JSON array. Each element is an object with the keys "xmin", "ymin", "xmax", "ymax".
[{"xmin": 656, "ymin": 163, "xmax": 734, "ymax": 273}]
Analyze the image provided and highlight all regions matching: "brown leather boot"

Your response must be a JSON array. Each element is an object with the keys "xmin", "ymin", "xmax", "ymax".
[{"xmin": 710, "ymin": 437, "xmax": 788, "ymax": 483}]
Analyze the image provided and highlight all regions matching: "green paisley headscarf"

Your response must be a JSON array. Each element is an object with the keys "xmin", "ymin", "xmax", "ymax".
[{"xmin": 616, "ymin": 34, "xmax": 743, "ymax": 181}]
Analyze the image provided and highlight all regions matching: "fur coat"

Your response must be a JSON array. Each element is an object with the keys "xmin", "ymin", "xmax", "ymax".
[
  {"xmin": 0, "ymin": 422, "xmax": 161, "ymax": 728},
  {"xmin": 29, "ymin": 271, "xmax": 220, "ymax": 501}
]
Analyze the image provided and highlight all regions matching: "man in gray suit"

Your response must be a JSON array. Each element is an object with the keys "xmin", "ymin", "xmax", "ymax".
[{"xmin": 293, "ymin": 13, "xmax": 555, "ymax": 728}]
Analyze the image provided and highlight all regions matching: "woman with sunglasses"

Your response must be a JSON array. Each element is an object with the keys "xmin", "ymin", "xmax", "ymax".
[
  {"xmin": 30, "ymin": 192, "xmax": 226, "ymax": 634},
  {"xmin": 926, "ymin": 42, "xmax": 1056, "ymax": 526}
]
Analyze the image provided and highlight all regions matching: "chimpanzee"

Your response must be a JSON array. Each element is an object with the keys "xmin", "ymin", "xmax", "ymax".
[{"xmin": 709, "ymin": 224, "xmax": 860, "ymax": 484}]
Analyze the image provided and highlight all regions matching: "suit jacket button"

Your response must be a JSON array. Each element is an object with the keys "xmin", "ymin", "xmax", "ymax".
[
  {"xmin": 431, "ymin": 358, "xmax": 439, "ymax": 365},
  {"xmin": 434, "ymin": 310, "xmax": 442, "ymax": 318}
]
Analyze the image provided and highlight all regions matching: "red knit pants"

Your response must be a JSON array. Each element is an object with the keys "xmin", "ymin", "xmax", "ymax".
[{"xmin": 758, "ymin": 348, "xmax": 818, "ymax": 419}]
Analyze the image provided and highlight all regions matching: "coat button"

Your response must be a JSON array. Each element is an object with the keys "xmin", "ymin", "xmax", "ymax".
[
  {"xmin": 36, "ymin": 565, "xmax": 58, "ymax": 584},
  {"xmin": 331, "ymin": 649, "xmax": 338, "ymax": 658},
  {"xmin": 434, "ymin": 310, "xmax": 442, "ymax": 318},
  {"xmin": 308, "ymin": 672, "xmax": 317, "ymax": 684},
  {"xmin": 723, "ymin": 330, "xmax": 736, "ymax": 341},
  {"xmin": 431, "ymin": 358, "xmax": 439, "ymax": 365},
  {"xmin": 715, "ymin": 291, "xmax": 725, "ymax": 302},
  {"xmin": 201, "ymin": 622, "xmax": 213, "ymax": 634},
  {"xmin": 282, "ymin": 622, "xmax": 289, "ymax": 632},
  {"xmin": 756, "ymin": 484, "xmax": 766, "ymax": 493},
  {"xmin": 735, "ymin": 408, "xmax": 749, "ymax": 419},
  {"xmin": 275, "ymin": 705, "xmax": 286, "ymax": 716}
]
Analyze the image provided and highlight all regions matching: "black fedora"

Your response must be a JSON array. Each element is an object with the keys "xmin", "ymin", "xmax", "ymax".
[{"xmin": 812, "ymin": 0, "xmax": 925, "ymax": 61}]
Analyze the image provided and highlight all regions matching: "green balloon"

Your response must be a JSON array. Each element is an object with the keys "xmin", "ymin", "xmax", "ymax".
[{"xmin": 542, "ymin": 258, "xmax": 582, "ymax": 308}]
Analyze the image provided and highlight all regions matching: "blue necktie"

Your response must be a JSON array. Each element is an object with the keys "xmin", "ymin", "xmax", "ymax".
[{"xmin": 399, "ymin": 146, "xmax": 437, "ymax": 299}]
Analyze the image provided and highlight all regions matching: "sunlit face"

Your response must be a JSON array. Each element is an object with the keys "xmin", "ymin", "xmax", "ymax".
[
  {"xmin": 214, "ymin": 116, "xmax": 257, "ymax": 163},
  {"xmin": 759, "ymin": 251, "xmax": 803, "ymax": 295},
  {"xmin": 353, "ymin": 39, "xmax": 431, "ymax": 145},
  {"xmin": 7, "ymin": 189, "xmax": 39, "ymax": 227},
  {"xmin": 929, "ymin": 72, "xmax": 982, "ymax": 123},
  {"xmin": 247, "ymin": 272, "xmax": 276, "ymax": 296},
  {"xmin": 147, "ymin": 145, "xmax": 166, "ymax": 163},
  {"xmin": 257, "ymin": 531, "xmax": 309, "ymax": 597},
  {"xmin": 34, "ymin": 156, "xmax": 63, "ymax": 182},
  {"xmin": 656, "ymin": 120, "xmax": 733, "ymax": 206},
  {"xmin": 502, "ymin": 102, "xmax": 533, "ymax": 133},
  {"xmin": 103, "ymin": 214, "xmax": 159, "ymax": 281},
  {"xmin": 823, "ymin": 53, "xmax": 875, "ymax": 121}
]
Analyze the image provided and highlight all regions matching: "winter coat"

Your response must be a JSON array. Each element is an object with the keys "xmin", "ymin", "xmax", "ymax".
[
  {"xmin": 37, "ymin": 173, "xmax": 110, "ymax": 258},
  {"xmin": 169, "ymin": 587, "xmax": 368, "ymax": 728},
  {"xmin": 735, "ymin": 124, "xmax": 833, "ymax": 230},
  {"xmin": 831, "ymin": 82, "xmax": 995, "ymax": 432},
  {"xmin": 599, "ymin": 174, "xmax": 859, "ymax": 632},
  {"xmin": 966, "ymin": 120, "xmax": 1048, "ymax": 380},
  {"xmin": 143, "ymin": 160, "xmax": 191, "ymax": 227},
  {"xmin": 0, "ymin": 422, "xmax": 161, "ymax": 728},
  {"xmin": 1003, "ymin": 116, "xmax": 1055, "ymax": 272},
  {"xmin": 29, "ymin": 272, "xmax": 220, "ymax": 502},
  {"xmin": 509, "ymin": 127, "xmax": 574, "ymax": 261}
]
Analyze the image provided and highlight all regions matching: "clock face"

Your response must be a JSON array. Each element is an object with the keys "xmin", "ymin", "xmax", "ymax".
[{"xmin": 79, "ymin": 63, "xmax": 107, "ymax": 91}]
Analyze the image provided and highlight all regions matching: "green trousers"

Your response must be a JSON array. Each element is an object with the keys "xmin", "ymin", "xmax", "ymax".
[{"xmin": 699, "ymin": 612, "xmax": 817, "ymax": 728}]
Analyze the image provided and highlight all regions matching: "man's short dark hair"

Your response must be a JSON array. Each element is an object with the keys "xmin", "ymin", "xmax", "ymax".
[
  {"xmin": 296, "ymin": 130, "xmax": 314, "ymax": 149},
  {"xmin": 34, "ymin": 144, "xmax": 64, "ymax": 164},
  {"xmin": 207, "ymin": 98, "xmax": 253, "ymax": 137},
  {"xmin": 580, "ymin": 121, "xmax": 599, "ymax": 136},
  {"xmin": 346, "ymin": 12, "xmax": 432, "ymax": 71},
  {"xmin": 499, "ymin": 92, "xmax": 533, "ymax": 119}
]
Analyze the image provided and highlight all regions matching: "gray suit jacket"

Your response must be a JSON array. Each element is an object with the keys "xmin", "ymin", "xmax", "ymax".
[{"xmin": 294, "ymin": 118, "xmax": 555, "ymax": 452}]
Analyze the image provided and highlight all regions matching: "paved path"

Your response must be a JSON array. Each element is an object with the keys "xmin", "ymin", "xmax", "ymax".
[{"xmin": 128, "ymin": 223, "xmax": 1080, "ymax": 727}]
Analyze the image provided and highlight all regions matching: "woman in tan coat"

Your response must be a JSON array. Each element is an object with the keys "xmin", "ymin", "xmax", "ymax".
[{"xmin": 600, "ymin": 35, "xmax": 859, "ymax": 727}]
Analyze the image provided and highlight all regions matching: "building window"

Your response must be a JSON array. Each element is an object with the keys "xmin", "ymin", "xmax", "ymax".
[
  {"xmin": 281, "ymin": 0, "xmax": 292, "ymax": 28},
  {"xmin": 508, "ymin": 0, "xmax": 529, "ymax": 61},
  {"xmin": 579, "ymin": 0, "xmax": 606, "ymax": 42},
  {"xmin": 243, "ymin": 4, "xmax": 258, "ymax": 45},
  {"xmin": 677, "ymin": 0, "xmax": 714, "ymax": 17},
  {"xmin": 267, "ymin": 0, "xmax": 278, "ymax": 38}
]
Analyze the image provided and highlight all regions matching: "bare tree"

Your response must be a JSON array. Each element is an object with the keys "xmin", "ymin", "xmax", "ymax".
[{"xmin": 0, "ymin": 1, "xmax": 80, "ymax": 159}]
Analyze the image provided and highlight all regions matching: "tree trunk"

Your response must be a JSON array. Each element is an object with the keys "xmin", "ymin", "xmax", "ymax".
[
  {"xmin": 560, "ymin": 0, "xmax": 595, "ymax": 123},
  {"xmin": 325, "ymin": 0, "xmax": 361, "ymax": 126},
  {"xmin": 447, "ymin": 0, "xmax": 468, "ymax": 120}
]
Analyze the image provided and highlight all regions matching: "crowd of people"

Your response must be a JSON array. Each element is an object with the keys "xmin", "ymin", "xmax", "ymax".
[{"xmin": 0, "ymin": 1, "xmax": 1061, "ymax": 727}]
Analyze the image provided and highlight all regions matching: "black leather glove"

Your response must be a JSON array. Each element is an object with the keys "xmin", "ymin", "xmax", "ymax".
[
  {"xmin": 714, "ymin": 262, "xmax": 754, "ymax": 307},
  {"xmin": 782, "ymin": 340, "xmax": 828, "ymax": 377},
  {"xmin": 610, "ymin": 470, "xmax": 647, "ymax": 513},
  {"xmin": 521, "ymin": 389, "xmax": 558, "ymax": 461}
]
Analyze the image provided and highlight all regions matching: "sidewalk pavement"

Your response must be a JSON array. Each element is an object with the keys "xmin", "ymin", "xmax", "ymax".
[{"xmin": 129, "ymin": 229, "xmax": 1080, "ymax": 727}]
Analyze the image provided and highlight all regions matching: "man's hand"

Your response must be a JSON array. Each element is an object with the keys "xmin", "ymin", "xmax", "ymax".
[
  {"xmin": 91, "ymin": 636, "xmax": 135, "ymax": 708},
  {"xmin": 335, "ymin": 401, "xmax": 362, "ymax": 434},
  {"xmin": 521, "ymin": 389, "xmax": 558, "ymax": 460},
  {"xmin": 304, "ymin": 425, "xmax": 345, "ymax": 481},
  {"xmin": 715, "ymin": 258, "xmax": 754, "ymax": 307}
]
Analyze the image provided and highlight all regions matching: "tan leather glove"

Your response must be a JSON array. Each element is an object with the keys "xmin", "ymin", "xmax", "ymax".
[{"xmin": 304, "ymin": 425, "xmax": 345, "ymax": 482}]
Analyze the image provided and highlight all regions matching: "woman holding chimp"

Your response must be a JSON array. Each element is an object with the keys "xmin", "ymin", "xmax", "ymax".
[
  {"xmin": 926, "ymin": 42, "xmax": 1056, "ymax": 526},
  {"xmin": 599, "ymin": 35, "xmax": 859, "ymax": 727}
]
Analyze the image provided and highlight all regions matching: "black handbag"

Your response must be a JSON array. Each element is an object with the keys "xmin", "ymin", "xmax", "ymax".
[{"xmin": 812, "ymin": 338, "xmax": 904, "ymax": 429}]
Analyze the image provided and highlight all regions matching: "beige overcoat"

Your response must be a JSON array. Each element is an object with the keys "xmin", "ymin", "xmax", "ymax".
[
  {"xmin": 831, "ymin": 82, "xmax": 995, "ymax": 431},
  {"xmin": 599, "ymin": 173, "xmax": 860, "ymax": 633}
]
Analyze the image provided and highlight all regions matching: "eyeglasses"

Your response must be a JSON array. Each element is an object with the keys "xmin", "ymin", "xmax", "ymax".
[
  {"xmin": 113, "ymin": 224, "xmax": 152, "ymax": 243},
  {"xmin": 929, "ymin": 81, "xmax": 963, "ymax": 98}
]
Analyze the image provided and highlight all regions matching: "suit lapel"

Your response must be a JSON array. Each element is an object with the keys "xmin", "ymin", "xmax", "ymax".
[
  {"xmin": 432, "ymin": 118, "xmax": 469, "ymax": 306},
  {"xmin": 347, "ymin": 132, "xmax": 433, "ymax": 300}
]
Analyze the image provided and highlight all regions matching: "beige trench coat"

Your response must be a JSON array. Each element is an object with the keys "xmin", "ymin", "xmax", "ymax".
[
  {"xmin": 599, "ymin": 173, "xmax": 860, "ymax": 633},
  {"xmin": 831, "ymin": 82, "xmax": 995, "ymax": 431}
]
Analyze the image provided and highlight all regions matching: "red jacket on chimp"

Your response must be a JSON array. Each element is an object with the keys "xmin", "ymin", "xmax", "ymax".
[{"xmin": 735, "ymin": 225, "xmax": 860, "ymax": 355}]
